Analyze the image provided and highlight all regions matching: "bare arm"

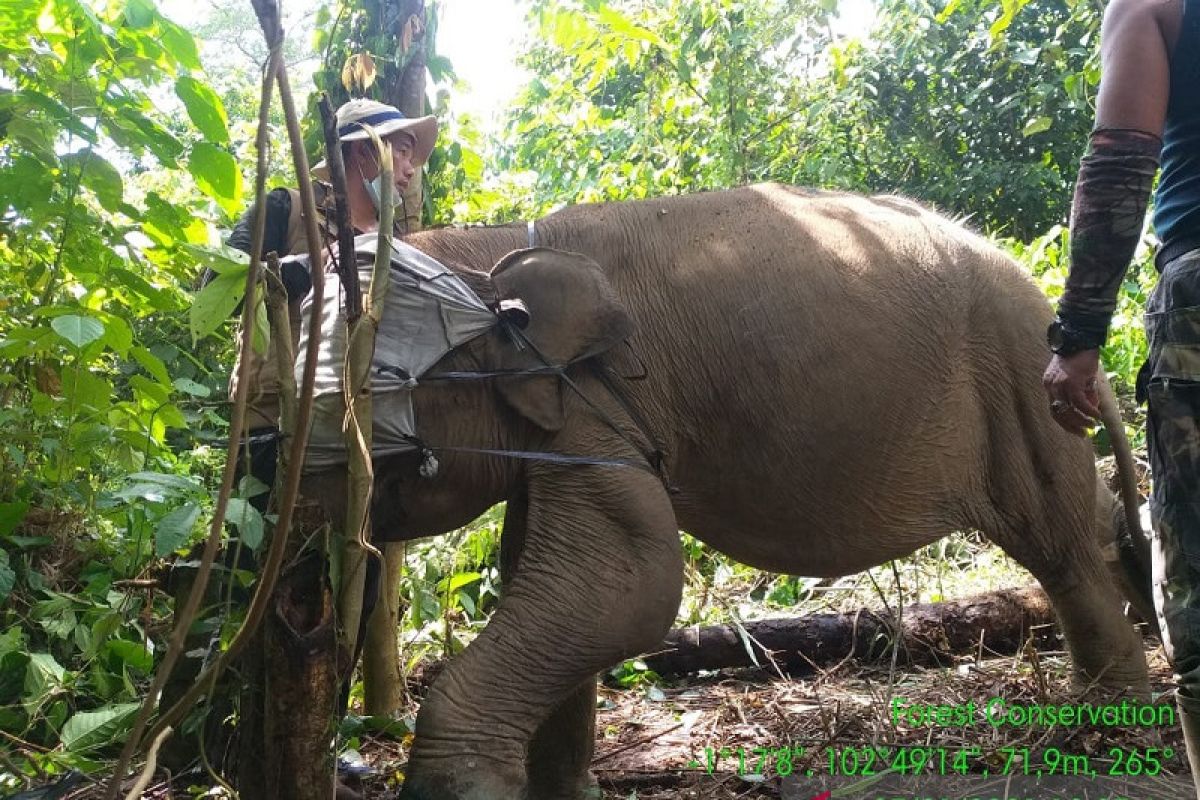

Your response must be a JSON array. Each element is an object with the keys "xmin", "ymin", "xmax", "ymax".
[
  {"xmin": 1094, "ymin": 0, "xmax": 1179, "ymax": 134},
  {"xmin": 1043, "ymin": 0, "xmax": 1181, "ymax": 435}
]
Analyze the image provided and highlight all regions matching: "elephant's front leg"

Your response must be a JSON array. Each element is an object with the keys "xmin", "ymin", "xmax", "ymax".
[
  {"xmin": 401, "ymin": 466, "xmax": 683, "ymax": 800},
  {"xmin": 499, "ymin": 493, "xmax": 601, "ymax": 800}
]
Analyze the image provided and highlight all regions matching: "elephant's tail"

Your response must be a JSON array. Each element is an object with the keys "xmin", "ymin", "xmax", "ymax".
[{"xmin": 1098, "ymin": 373, "xmax": 1158, "ymax": 634}]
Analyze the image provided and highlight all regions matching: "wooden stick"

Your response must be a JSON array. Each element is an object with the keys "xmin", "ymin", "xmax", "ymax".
[
  {"xmin": 122, "ymin": 726, "xmax": 172, "ymax": 800},
  {"xmin": 318, "ymin": 93, "xmax": 361, "ymax": 325}
]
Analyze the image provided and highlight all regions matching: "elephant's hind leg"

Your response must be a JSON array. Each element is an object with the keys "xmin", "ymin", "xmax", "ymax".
[
  {"xmin": 980, "ymin": 452, "xmax": 1148, "ymax": 694},
  {"xmin": 401, "ymin": 466, "xmax": 683, "ymax": 800}
]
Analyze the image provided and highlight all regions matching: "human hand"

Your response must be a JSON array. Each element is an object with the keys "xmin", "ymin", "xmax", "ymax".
[{"xmin": 1042, "ymin": 349, "xmax": 1102, "ymax": 436}]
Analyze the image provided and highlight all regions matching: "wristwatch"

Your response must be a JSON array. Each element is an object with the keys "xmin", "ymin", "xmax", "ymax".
[{"xmin": 1047, "ymin": 317, "xmax": 1103, "ymax": 356}]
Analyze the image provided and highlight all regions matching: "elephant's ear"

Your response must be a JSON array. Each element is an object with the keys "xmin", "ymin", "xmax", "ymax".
[{"xmin": 489, "ymin": 247, "xmax": 633, "ymax": 431}]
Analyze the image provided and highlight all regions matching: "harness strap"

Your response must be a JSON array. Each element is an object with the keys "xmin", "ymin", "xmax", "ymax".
[
  {"xmin": 527, "ymin": 220, "xmax": 538, "ymax": 247},
  {"xmin": 426, "ymin": 444, "xmax": 659, "ymax": 476}
]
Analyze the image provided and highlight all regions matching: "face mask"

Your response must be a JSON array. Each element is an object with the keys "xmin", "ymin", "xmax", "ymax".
[
  {"xmin": 364, "ymin": 174, "xmax": 402, "ymax": 215},
  {"xmin": 359, "ymin": 161, "xmax": 400, "ymax": 217}
]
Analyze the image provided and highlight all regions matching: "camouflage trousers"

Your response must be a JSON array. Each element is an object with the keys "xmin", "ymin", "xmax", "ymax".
[{"xmin": 1146, "ymin": 248, "xmax": 1200, "ymax": 713}]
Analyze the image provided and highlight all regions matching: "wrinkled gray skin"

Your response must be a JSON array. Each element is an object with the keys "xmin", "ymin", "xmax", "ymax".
[{"xmin": 307, "ymin": 185, "xmax": 1149, "ymax": 800}]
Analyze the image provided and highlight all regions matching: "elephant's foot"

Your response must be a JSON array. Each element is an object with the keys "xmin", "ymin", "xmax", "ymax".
[
  {"xmin": 401, "ymin": 757, "xmax": 526, "ymax": 800},
  {"xmin": 527, "ymin": 769, "xmax": 600, "ymax": 800}
]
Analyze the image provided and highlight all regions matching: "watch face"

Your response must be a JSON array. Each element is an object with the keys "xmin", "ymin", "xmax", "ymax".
[{"xmin": 1048, "ymin": 321, "xmax": 1065, "ymax": 350}]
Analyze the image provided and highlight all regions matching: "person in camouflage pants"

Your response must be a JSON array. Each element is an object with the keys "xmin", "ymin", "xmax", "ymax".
[{"xmin": 1043, "ymin": 0, "xmax": 1200, "ymax": 793}]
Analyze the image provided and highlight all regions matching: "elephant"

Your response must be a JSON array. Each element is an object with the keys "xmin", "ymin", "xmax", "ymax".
[{"xmin": 304, "ymin": 183, "xmax": 1151, "ymax": 800}]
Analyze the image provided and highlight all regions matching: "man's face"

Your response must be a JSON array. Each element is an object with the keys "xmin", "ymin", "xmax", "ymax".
[{"xmin": 351, "ymin": 131, "xmax": 417, "ymax": 191}]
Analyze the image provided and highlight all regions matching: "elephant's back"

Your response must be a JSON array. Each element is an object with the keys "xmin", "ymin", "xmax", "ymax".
[{"xmin": 542, "ymin": 185, "xmax": 1061, "ymax": 573}]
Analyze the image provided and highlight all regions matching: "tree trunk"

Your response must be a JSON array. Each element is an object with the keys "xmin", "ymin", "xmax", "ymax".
[
  {"xmin": 363, "ymin": 542, "xmax": 405, "ymax": 714},
  {"xmin": 389, "ymin": 0, "xmax": 426, "ymax": 235},
  {"xmin": 263, "ymin": 507, "xmax": 337, "ymax": 800},
  {"xmin": 644, "ymin": 587, "xmax": 1061, "ymax": 676}
]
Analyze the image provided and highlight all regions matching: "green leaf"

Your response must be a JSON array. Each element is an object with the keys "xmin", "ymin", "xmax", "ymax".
[
  {"xmin": 184, "ymin": 242, "xmax": 250, "ymax": 275},
  {"xmin": 0, "ymin": 550, "xmax": 14, "ymax": 603},
  {"xmin": 190, "ymin": 269, "xmax": 246, "ymax": 342},
  {"xmin": 61, "ymin": 150, "xmax": 124, "ymax": 212},
  {"xmin": 105, "ymin": 639, "xmax": 153, "ymax": 672},
  {"xmin": 123, "ymin": 0, "xmax": 156, "ymax": 28},
  {"xmin": 172, "ymin": 377, "xmax": 211, "ymax": 397},
  {"xmin": 439, "ymin": 571, "xmax": 482, "ymax": 593},
  {"xmin": 596, "ymin": 8, "xmax": 668, "ymax": 49},
  {"xmin": 113, "ymin": 472, "xmax": 204, "ymax": 503},
  {"xmin": 225, "ymin": 498, "xmax": 264, "ymax": 549},
  {"xmin": 24, "ymin": 651, "xmax": 66, "ymax": 704},
  {"xmin": 129, "ymin": 471, "xmax": 204, "ymax": 495},
  {"xmin": 51, "ymin": 315, "xmax": 105, "ymax": 348},
  {"xmin": 1022, "ymin": 115, "xmax": 1052, "ymax": 136},
  {"xmin": 0, "ymin": 501, "xmax": 30, "ymax": 537},
  {"xmin": 935, "ymin": 0, "xmax": 964, "ymax": 24},
  {"xmin": 175, "ymin": 77, "xmax": 230, "ymax": 145},
  {"xmin": 188, "ymin": 143, "xmax": 243, "ymax": 216},
  {"xmin": 160, "ymin": 20, "xmax": 201, "ymax": 71},
  {"xmin": 155, "ymin": 503, "xmax": 201, "ymax": 556},
  {"xmin": 61, "ymin": 367, "xmax": 112, "ymax": 409},
  {"xmin": 251, "ymin": 293, "xmax": 270, "ymax": 356},
  {"xmin": 60, "ymin": 702, "xmax": 140, "ymax": 752},
  {"xmin": 132, "ymin": 346, "xmax": 171, "ymax": 385}
]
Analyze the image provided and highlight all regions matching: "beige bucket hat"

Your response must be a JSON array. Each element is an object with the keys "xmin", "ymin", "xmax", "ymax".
[{"xmin": 311, "ymin": 98, "xmax": 438, "ymax": 180}]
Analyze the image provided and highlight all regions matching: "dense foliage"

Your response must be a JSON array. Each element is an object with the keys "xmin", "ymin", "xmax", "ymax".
[
  {"xmin": 0, "ymin": 0, "xmax": 1158, "ymax": 791},
  {"xmin": 496, "ymin": 0, "xmax": 1100, "ymax": 239},
  {"xmin": 0, "ymin": 0, "xmax": 255, "ymax": 782}
]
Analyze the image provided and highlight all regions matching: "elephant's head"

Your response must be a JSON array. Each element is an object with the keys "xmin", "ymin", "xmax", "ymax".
[{"xmin": 355, "ymin": 246, "xmax": 636, "ymax": 541}]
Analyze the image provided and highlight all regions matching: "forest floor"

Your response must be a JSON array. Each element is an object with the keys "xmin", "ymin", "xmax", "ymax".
[
  {"xmin": 330, "ymin": 633, "xmax": 1192, "ymax": 800},
  {"xmin": 63, "ymin": 592, "xmax": 1189, "ymax": 799}
]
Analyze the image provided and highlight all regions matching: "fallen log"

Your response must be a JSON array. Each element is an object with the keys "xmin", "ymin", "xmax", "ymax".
[{"xmin": 643, "ymin": 586, "xmax": 1068, "ymax": 676}]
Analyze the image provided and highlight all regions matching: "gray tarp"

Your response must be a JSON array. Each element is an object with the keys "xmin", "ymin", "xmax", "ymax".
[{"xmin": 295, "ymin": 234, "xmax": 498, "ymax": 470}]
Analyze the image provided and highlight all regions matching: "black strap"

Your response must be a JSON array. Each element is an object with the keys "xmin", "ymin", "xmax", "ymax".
[
  {"xmin": 1156, "ymin": 234, "xmax": 1200, "ymax": 271},
  {"xmin": 406, "ymin": 330, "xmax": 673, "ymax": 489}
]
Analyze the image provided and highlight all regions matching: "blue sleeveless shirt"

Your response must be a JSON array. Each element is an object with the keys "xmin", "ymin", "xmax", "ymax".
[{"xmin": 1154, "ymin": 0, "xmax": 1200, "ymax": 263}]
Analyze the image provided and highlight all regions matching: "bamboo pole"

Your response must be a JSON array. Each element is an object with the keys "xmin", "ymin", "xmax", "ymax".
[
  {"xmin": 363, "ymin": 541, "xmax": 405, "ymax": 714},
  {"xmin": 337, "ymin": 125, "xmax": 392, "ymax": 664}
]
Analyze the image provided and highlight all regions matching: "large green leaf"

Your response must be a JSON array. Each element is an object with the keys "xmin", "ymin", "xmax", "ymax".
[
  {"xmin": 225, "ymin": 498, "xmax": 264, "ymax": 550},
  {"xmin": 61, "ymin": 366, "xmax": 113, "ymax": 410},
  {"xmin": 123, "ymin": 0, "xmax": 156, "ymax": 29},
  {"xmin": 131, "ymin": 346, "xmax": 171, "ymax": 385},
  {"xmin": 105, "ymin": 639, "xmax": 153, "ymax": 672},
  {"xmin": 113, "ymin": 471, "xmax": 204, "ymax": 503},
  {"xmin": 188, "ymin": 142, "xmax": 242, "ymax": 216},
  {"xmin": 24, "ymin": 651, "xmax": 66, "ymax": 707},
  {"xmin": 184, "ymin": 242, "xmax": 250, "ymax": 275},
  {"xmin": 190, "ymin": 268, "xmax": 246, "ymax": 342},
  {"xmin": 60, "ymin": 701, "xmax": 140, "ymax": 752},
  {"xmin": 155, "ymin": 502, "xmax": 201, "ymax": 556},
  {"xmin": 175, "ymin": 76, "xmax": 229, "ymax": 145},
  {"xmin": 51, "ymin": 314, "xmax": 105, "ymax": 348},
  {"xmin": 0, "ymin": 500, "xmax": 29, "ymax": 537},
  {"xmin": 60, "ymin": 150, "xmax": 124, "ymax": 211},
  {"xmin": 160, "ymin": 20, "xmax": 201, "ymax": 71}
]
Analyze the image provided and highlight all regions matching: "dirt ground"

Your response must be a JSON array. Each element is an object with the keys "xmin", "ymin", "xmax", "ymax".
[
  {"xmin": 330, "ymin": 638, "xmax": 1193, "ymax": 800},
  {"xmin": 71, "ymin": 634, "xmax": 1192, "ymax": 799}
]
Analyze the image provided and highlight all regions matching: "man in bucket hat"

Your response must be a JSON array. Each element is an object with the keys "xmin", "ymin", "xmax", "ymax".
[
  {"xmin": 312, "ymin": 97, "xmax": 438, "ymax": 231},
  {"xmin": 226, "ymin": 97, "xmax": 438, "ymax": 494},
  {"xmin": 175, "ymin": 100, "xmax": 437, "ymax": 795}
]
